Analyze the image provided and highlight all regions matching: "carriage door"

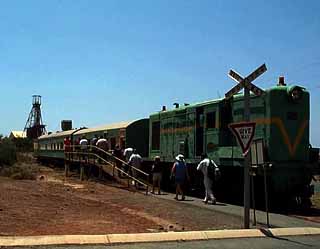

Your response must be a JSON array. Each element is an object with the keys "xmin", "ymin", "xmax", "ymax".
[
  {"xmin": 195, "ymin": 107, "xmax": 204, "ymax": 156},
  {"xmin": 220, "ymin": 100, "xmax": 233, "ymax": 145}
]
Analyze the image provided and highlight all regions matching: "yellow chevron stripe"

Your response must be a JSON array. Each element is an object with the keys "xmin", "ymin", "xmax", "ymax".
[{"xmin": 254, "ymin": 117, "xmax": 308, "ymax": 157}]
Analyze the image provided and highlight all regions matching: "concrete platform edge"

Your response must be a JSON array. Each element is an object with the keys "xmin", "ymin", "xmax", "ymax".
[{"xmin": 0, "ymin": 227, "xmax": 320, "ymax": 247}]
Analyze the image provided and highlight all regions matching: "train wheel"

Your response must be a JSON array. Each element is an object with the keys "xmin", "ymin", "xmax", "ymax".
[{"xmin": 300, "ymin": 197, "xmax": 312, "ymax": 210}]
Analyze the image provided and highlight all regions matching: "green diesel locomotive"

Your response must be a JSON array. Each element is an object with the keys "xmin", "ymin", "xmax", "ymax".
[
  {"xmin": 149, "ymin": 83, "xmax": 319, "ymax": 207},
  {"xmin": 36, "ymin": 82, "xmax": 319, "ymax": 208}
]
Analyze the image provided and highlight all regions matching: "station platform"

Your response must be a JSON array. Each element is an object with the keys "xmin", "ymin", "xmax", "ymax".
[
  {"xmin": 148, "ymin": 191, "xmax": 320, "ymax": 229},
  {"xmin": 66, "ymin": 154, "xmax": 320, "ymax": 229}
]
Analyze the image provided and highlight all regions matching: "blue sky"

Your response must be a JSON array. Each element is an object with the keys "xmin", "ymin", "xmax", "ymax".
[{"xmin": 1, "ymin": 0, "xmax": 319, "ymax": 146}]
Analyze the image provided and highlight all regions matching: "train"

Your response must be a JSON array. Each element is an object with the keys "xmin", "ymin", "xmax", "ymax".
[{"xmin": 35, "ymin": 79, "xmax": 320, "ymax": 209}]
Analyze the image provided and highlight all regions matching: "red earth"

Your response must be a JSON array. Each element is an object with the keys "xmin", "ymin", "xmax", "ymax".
[{"xmin": 0, "ymin": 166, "xmax": 242, "ymax": 236}]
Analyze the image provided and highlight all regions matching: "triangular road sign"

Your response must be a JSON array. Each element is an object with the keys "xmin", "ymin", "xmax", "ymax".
[{"xmin": 228, "ymin": 122, "xmax": 256, "ymax": 155}]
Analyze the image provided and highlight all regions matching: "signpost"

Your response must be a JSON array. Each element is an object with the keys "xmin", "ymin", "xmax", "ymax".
[
  {"xmin": 250, "ymin": 139, "xmax": 270, "ymax": 227},
  {"xmin": 225, "ymin": 63, "xmax": 267, "ymax": 228}
]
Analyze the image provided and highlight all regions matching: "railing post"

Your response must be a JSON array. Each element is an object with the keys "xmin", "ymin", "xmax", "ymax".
[
  {"xmin": 99, "ymin": 166, "xmax": 102, "ymax": 179},
  {"xmin": 87, "ymin": 154, "xmax": 90, "ymax": 180},
  {"xmin": 80, "ymin": 164, "xmax": 84, "ymax": 181},
  {"xmin": 64, "ymin": 160, "xmax": 69, "ymax": 178}
]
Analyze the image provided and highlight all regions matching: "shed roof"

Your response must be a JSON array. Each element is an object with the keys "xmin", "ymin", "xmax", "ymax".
[{"xmin": 9, "ymin": 131, "xmax": 26, "ymax": 139}]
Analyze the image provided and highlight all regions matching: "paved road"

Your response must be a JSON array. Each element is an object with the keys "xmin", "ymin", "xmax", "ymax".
[{"xmin": 4, "ymin": 235, "xmax": 320, "ymax": 249}]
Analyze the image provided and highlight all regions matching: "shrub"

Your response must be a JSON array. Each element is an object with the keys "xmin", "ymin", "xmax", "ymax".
[
  {"xmin": 14, "ymin": 138, "xmax": 33, "ymax": 152},
  {"xmin": 0, "ymin": 163, "xmax": 37, "ymax": 180},
  {"xmin": 0, "ymin": 137, "xmax": 17, "ymax": 166},
  {"xmin": 16, "ymin": 152, "xmax": 35, "ymax": 164}
]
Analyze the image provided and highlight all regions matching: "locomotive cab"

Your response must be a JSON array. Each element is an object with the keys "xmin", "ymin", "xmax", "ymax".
[{"xmin": 264, "ymin": 85, "xmax": 315, "ymax": 208}]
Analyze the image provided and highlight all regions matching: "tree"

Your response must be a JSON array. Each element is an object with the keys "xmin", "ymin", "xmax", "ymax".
[{"xmin": 0, "ymin": 136, "xmax": 17, "ymax": 166}]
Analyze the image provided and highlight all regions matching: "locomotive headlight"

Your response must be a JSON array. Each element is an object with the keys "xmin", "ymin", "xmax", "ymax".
[
  {"xmin": 292, "ymin": 89, "xmax": 300, "ymax": 100},
  {"xmin": 287, "ymin": 86, "xmax": 304, "ymax": 103}
]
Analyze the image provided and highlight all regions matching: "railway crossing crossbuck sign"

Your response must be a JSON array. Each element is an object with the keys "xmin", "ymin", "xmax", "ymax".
[
  {"xmin": 229, "ymin": 122, "xmax": 256, "ymax": 155},
  {"xmin": 225, "ymin": 63, "xmax": 267, "ymax": 99},
  {"xmin": 225, "ymin": 63, "xmax": 267, "ymax": 229}
]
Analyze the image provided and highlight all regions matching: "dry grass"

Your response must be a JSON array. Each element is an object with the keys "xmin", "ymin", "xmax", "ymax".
[
  {"xmin": 0, "ymin": 163, "xmax": 39, "ymax": 180},
  {"xmin": 16, "ymin": 152, "xmax": 35, "ymax": 164},
  {"xmin": 0, "ymin": 153, "xmax": 39, "ymax": 180}
]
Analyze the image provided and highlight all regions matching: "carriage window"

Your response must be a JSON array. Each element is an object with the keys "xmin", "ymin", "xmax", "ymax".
[
  {"xmin": 206, "ymin": 112, "xmax": 216, "ymax": 128},
  {"xmin": 151, "ymin": 121, "xmax": 160, "ymax": 150},
  {"xmin": 198, "ymin": 114, "xmax": 204, "ymax": 128},
  {"xmin": 179, "ymin": 141, "xmax": 185, "ymax": 154}
]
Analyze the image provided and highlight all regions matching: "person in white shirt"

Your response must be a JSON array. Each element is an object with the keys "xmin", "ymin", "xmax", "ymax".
[
  {"xmin": 128, "ymin": 149, "xmax": 142, "ymax": 183},
  {"xmin": 123, "ymin": 147, "xmax": 134, "ymax": 174},
  {"xmin": 96, "ymin": 137, "xmax": 108, "ymax": 151},
  {"xmin": 96, "ymin": 136, "xmax": 108, "ymax": 163},
  {"xmin": 79, "ymin": 137, "xmax": 88, "ymax": 149},
  {"xmin": 123, "ymin": 147, "xmax": 134, "ymax": 162},
  {"xmin": 79, "ymin": 137, "xmax": 88, "ymax": 160},
  {"xmin": 197, "ymin": 153, "xmax": 218, "ymax": 204}
]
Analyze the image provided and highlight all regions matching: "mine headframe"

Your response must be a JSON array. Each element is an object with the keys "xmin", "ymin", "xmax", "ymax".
[{"xmin": 24, "ymin": 95, "xmax": 47, "ymax": 139}]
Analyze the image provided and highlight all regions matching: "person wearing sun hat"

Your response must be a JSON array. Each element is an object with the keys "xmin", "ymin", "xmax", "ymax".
[{"xmin": 171, "ymin": 154, "xmax": 189, "ymax": 200}]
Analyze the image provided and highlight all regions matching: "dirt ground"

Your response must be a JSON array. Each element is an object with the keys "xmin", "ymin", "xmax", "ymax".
[{"xmin": 0, "ymin": 165, "xmax": 242, "ymax": 236}]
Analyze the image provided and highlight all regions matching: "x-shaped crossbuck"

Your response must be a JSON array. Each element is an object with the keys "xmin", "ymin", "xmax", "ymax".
[{"xmin": 225, "ymin": 64, "xmax": 267, "ymax": 99}]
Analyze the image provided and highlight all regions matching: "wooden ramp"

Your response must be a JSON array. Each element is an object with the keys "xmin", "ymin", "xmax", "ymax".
[{"xmin": 64, "ymin": 148, "xmax": 151, "ymax": 194}]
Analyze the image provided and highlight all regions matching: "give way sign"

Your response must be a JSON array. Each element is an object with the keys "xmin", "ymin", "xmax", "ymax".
[{"xmin": 229, "ymin": 122, "xmax": 256, "ymax": 155}]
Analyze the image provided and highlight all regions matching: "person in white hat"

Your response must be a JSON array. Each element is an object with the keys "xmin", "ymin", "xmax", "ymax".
[{"xmin": 171, "ymin": 154, "xmax": 189, "ymax": 200}]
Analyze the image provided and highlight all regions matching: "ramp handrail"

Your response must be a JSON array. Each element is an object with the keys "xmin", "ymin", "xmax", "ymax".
[
  {"xmin": 65, "ymin": 145, "xmax": 149, "ymax": 193},
  {"xmin": 67, "ymin": 145, "xmax": 149, "ymax": 177},
  {"xmin": 65, "ymin": 151, "xmax": 149, "ymax": 193}
]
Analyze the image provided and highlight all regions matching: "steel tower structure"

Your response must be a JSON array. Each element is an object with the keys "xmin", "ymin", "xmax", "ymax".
[{"xmin": 24, "ymin": 95, "xmax": 46, "ymax": 139}]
